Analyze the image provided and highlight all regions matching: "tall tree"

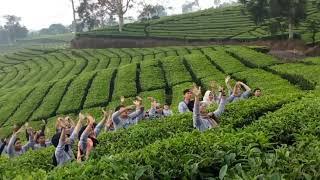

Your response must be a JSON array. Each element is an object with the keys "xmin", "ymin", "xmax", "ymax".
[
  {"xmin": 77, "ymin": 0, "xmax": 100, "ymax": 31},
  {"xmin": 97, "ymin": 0, "xmax": 134, "ymax": 32},
  {"xmin": 70, "ymin": 0, "xmax": 77, "ymax": 33},
  {"xmin": 182, "ymin": 0, "xmax": 199, "ymax": 13},
  {"xmin": 138, "ymin": 4, "xmax": 167, "ymax": 21},
  {"xmin": 3, "ymin": 15, "xmax": 28, "ymax": 43},
  {"xmin": 306, "ymin": 19, "xmax": 320, "ymax": 46},
  {"xmin": 240, "ymin": 0, "xmax": 307, "ymax": 40}
]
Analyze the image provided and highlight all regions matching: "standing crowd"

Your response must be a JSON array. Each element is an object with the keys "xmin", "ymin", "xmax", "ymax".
[{"xmin": 0, "ymin": 76, "xmax": 261, "ymax": 166}]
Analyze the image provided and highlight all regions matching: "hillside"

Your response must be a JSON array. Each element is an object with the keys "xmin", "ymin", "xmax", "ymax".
[
  {"xmin": 0, "ymin": 43, "xmax": 319, "ymax": 178},
  {"xmin": 77, "ymin": 1, "xmax": 320, "ymax": 44}
]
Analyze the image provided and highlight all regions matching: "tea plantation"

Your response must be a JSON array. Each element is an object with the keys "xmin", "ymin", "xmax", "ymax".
[
  {"xmin": 0, "ymin": 43, "xmax": 319, "ymax": 179},
  {"xmin": 79, "ymin": 1, "xmax": 320, "ymax": 43}
]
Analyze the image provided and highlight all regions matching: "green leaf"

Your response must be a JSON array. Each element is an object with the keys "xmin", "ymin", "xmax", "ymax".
[{"xmin": 219, "ymin": 164, "xmax": 228, "ymax": 180}]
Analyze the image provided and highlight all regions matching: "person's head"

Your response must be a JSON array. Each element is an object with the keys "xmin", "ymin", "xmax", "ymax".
[
  {"xmin": 14, "ymin": 138, "xmax": 22, "ymax": 151},
  {"xmin": 163, "ymin": 104, "xmax": 170, "ymax": 110},
  {"xmin": 183, "ymin": 89, "xmax": 193, "ymax": 100},
  {"xmin": 253, "ymin": 88, "xmax": 262, "ymax": 97},
  {"xmin": 203, "ymin": 91, "xmax": 214, "ymax": 102},
  {"xmin": 233, "ymin": 83, "xmax": 242, "ymax": 96},
  {"xmin": 36, "ymin": 133, "xmax": 46, "ymax": 145},
  {"xmin": 199, "ymin": 102, "xmax": 208, "ymax": 115},
  {"xmin": 115, "ymin": 105, "xmax": 130, "ymax": 118},
  {"xmin": 155, "ymin": 103, "xmax": 163, "ymax": 114}
]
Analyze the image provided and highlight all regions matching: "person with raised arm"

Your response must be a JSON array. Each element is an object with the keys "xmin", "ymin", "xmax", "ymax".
[
  {"xmin": 112, "ymin": 98, "xmax": 144, "ymax": 131},
  {"xmin": 51, "ymin": 113, "xmax": 84, "ymax": 166},
  {"xmin": 7, "ymin": 126, "xmax": 35, "ymax": 158},
  {"xmin": 202, "ymin": 81, "xmax": 220, "ymax": 106},
  {"xmin": 178, "ymin": 88, "xmax": 194, "ymax": 113},
  {"xmin": 227, "ymin": 81, "xmax": 252, "ymax": 103},
  {"xmin": 225, "ymin": 76, "xmax": 252, "ymax": 103},
  {"xmin": 148, "ymin": 97, "xmax": 164, "ymax": 119},
  {"xmin": 77, "ymin": 110, "xmax": 112, "ymax": 162},
  {"xmin": 34, "ymin": 120, "xmax": 51, "ymax": 150},
  {"xmin": 192, "ymin": 84, "xmax": 227, "ymax": 132}
]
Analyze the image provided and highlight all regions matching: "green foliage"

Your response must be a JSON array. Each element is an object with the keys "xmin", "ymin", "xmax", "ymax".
[
  {"xmin": 270, "ymin": 63, "xmax": 320, "ymax": 89},
  {"xmin": 140, "ymin": 60, "xmax": 166, "ymax": 91},
  {"xmin": 31, "ymin": 77, "xmax": 74, "ymax": 121},
  {"xmin": 113, "ymin": 63, "xmax": 137, "ymax": 99},
  {"xmin": 303, "ymin": 57, "xmax": 320, "ymax": 65},
  {"xmin": 93, "ymin": 114, "xmax": 194, "ymax": 158},
  {"xmin": 233, "ymin": 69, "xmax": 300, "ymax": 95},
  {"xmin": 0, "ymin": 147, "xmax": 54, "ymax": 179},
  {"xmin": 183, "ymin": 54, "xmax": 225, "ymax": 83},
  {"xmin": 203, "ymin": 47, "xmax": 249, "ymax": 74},
  {"xmin": 5, "ymin": 82, "xmax": 54, "ymax": 126},
  {"xmin": 84, "ymin": 69, "xmax": 115, "ymax": 108},
  {"xmin": 57, "ymin": 71, "xmax": 96, "ymax": 114},
  {"xmin": 161, "ymin": 56, "xmax": 192, "ymax": 86},
  {"xmin": 226, "ymin": 46, "xmax": 279, "ymax": 68},
  {"xmin": 0, "ymin": 87, "xmax": 34, "ymax": 126}
]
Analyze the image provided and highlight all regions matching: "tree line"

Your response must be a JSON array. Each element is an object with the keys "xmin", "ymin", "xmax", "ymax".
[
  {"xmin": 240, "ymin": 0, "xmax": 320, "ymax": 43},
  {"xmin": 0, "ymin": 15, "xmax": 28, "ymax": 44}
]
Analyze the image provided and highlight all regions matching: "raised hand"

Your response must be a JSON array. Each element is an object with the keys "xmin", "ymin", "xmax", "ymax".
[
  {"xmin": 13, "ymin": 124, "xmax": 20, "ymax": 133},
  {"xmin": 210, "ymin": 81, "xmax": 217, "ymax": 88},
  {"xmin": 101, "ymin": 108, "xmax": 109, "ymax": 118},
  {"xmin": 136, "ymin": 96, "xmax": 142, "ymax": 102},
  {"xmin": 225, "ymin": 76, "xmax": 231, "ymax": 84},
  {"xmin": 79, "ymin": 113, "xmax": 85, "ymax": 121},
  {"xmin": 120, "ymin": 96, "xmax": 125, "ymax": 103},
  {"xmin": 133, "ymin": 100, "xmax": 141, "ymax": 107},
  {"xmin": 192, "ymin": 84, "xmax": 201, "ymax": 97},
  {"xmin": 87, "ymin": 115, "xmax": 95, "ymax": 126}
]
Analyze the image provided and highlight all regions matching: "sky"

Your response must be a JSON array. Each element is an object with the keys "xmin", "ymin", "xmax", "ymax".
[{"xmin": 0, "ymin": 0, "xmax": 235, "ymax": 31}]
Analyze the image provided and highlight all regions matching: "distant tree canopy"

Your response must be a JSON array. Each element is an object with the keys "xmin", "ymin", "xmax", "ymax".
[
  {"xmin": 240, "ymin": 0, "xmax": 307, "ymax": 39},
  {"xmin": 39, "ymin": 24, "xmax": 69, "ymax": 35},
  {"xmin": 0, "ymin": 15, "xmax": 28, "ymax": 44},
  {"xmin": 77, "ymin": 0, "xmax": 101, "ymax": 31},
  {"xmin": 182, "ymin": 0, "xmax": 199, "ymax": 13},
  {"xmin": 138, "ymin": 4, "xmax": 167, "ymax": 21}
]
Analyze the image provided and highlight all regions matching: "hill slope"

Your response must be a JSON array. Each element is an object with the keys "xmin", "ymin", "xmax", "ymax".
[
  {"xmin": 0, "ymin": 44, "xmax": 320, "ymax": 178},
  {"xmin": 78, "ymin": 1, "xmax": 320, "ymax": 43}
]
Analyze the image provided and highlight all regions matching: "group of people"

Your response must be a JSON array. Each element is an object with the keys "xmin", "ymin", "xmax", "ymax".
[
  {"xmin": 179, "ymin": 76, "xmax": 261, "ymax": 131},
  {"xmin": 0, "ymin": 75, "xmax": 261, "ymax": 167}
]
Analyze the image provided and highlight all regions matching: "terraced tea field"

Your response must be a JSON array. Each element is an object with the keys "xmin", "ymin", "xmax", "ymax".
[
  {"xmin": 79, "ymin": 1, "xmax": 320, "ymax": 43},
  {"xmin": 0, "ymin": 44, "xmax": 320, "ymax": 179}
]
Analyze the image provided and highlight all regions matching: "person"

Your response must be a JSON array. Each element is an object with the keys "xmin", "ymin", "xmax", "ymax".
[
  {"xmin": 148, "ymin": 97, "xmax": 164, "ymax": 119},
  {"xmin": 7, "ymin": 126, "xmax": 35, "ymax": 158},
  {"xmin": 105, "ymin": 115, "xmax": 115, "ymax": 132},
  {"xmin": 112, "ymin": 99, "xmax": 144, "ymax": 131},
  {"xmin": 202, "ymin": 90, "xmax": 219, "ymax": 106},
  {"xmin": 202, "ymin": 81, "xmax": 220, "ymax": 106},
  {"xmin": 55, "ymin": 117, "xmax": 66, "ymax": 133},
  {"xmin": 0, "ymin": 138, "xmax": 7, "ymax": 155},
  {"xmin": 51, "ymin": 113, "xmax": 83, "ymax": 166},
  {"xmin": 192, "ymin": 84, "xmax": 227, "ymax": 132},
  {"xmin": 253, "ymin": 88, "xmax": 262, "ymax": 97},
  {"xmin": 77, "ymin": 110, "xmax": 111, "ymax": 162},
  {"xmin": 178, "ymin": 88, "xmax": 194, "ymax": 113},
  {"xmin": 225, "ymin": 76, "xmax": 251, "ymax": 103},
  {"xmin": 163, "ymin": 104, "xmax": 173, "ymax": 117},
  {"xmin": 34, "ymin": 120, "xmax": 51, "ymax": 149},
  {"xmin": 34, "ymin": 132, "xmax": 51, "ymax": 150}
]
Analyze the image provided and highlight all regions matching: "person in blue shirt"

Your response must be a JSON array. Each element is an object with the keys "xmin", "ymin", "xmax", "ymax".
[{"xmin": 192, "ymin": 84, "xmax": 227, "ymax": 132}]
